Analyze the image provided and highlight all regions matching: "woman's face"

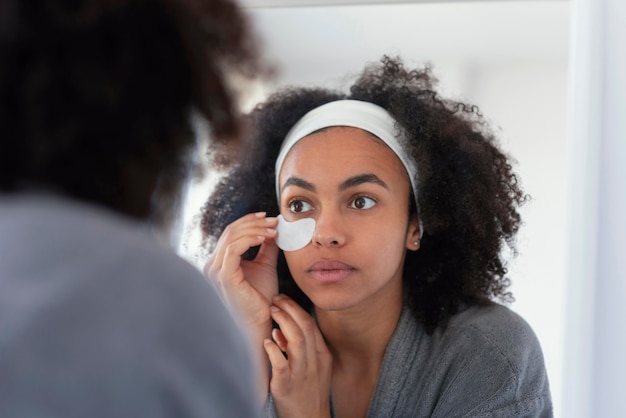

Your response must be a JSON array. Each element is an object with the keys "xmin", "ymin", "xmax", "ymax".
[{"xmin": 278, "ymin": 127, "xmax": 420, "ymax": 313}]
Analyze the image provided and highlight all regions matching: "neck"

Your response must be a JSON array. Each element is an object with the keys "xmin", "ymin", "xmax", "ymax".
[{"xmin": 315, "ymin": 294, "xmax": 403, "ymax": 369}]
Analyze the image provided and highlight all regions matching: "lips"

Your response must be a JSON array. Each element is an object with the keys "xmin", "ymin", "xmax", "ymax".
[{"xmin": 307, "ymin": 260, "xmax": 355, "ymax": 283}]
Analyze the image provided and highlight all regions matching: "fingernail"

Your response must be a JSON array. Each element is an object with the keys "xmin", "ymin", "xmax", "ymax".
[
  {"xmin": 255, "ymin": 212, "xmax": 266, "ymax": 218},
  {"xmin": 270, "ymin": 305, "xmax": 280, "ymax": 312}
]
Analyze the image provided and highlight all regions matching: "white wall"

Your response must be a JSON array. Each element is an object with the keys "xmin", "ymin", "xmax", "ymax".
[{"xmin": 470, "ymin": 61, "xmax": 568, "ymax": 417}]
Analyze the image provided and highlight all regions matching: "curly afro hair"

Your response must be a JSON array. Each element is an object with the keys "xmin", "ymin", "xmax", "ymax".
[
  {"xmin": 0, "ymin": 0, "xmax": 266, "ymax": 223},
  {"xmin": 201, "ymin": 55, "xmax": 528, "ymax": 333}
]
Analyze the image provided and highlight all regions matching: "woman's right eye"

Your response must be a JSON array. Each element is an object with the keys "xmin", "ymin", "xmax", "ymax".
[{"xmin": 288, "ymin": 199, "xmax": 313, "ymax": 213}]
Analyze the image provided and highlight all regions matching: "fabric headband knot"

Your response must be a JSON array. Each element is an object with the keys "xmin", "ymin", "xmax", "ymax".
[{"xmin": 274, "ymin": 99, "xmax": 422, "ymax": 237}]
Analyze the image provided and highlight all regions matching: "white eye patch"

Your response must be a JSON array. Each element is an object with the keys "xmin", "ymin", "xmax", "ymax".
[{"xmin": 275, "ymin": 214, "xmax": 316, "ymax": 251}]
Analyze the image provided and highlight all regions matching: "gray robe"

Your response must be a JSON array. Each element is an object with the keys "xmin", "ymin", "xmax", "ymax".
[
  {"xmin": 266, "ymin": 303, "xmax": 552, "ymax": 417},
  {"xmin": 0, "ymin": 193, "xmax": 260, "ymax": 418}
]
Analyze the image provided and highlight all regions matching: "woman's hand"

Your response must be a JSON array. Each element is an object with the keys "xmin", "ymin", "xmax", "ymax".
[
  {"xmin": 204, "ymin": 212, "xmax": 279, "ymax": 328},
  {"xmin": 204, "ymin": 212, "xmax": 280, "ymax": 404},
  {"xmin": 265, "ymin": 294, "xmax": 333, "ymax": 418}
]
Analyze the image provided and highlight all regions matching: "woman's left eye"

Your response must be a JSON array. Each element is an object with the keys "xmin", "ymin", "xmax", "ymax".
[{"xmin": 349, "ymin": 196, "xmax": 376, "ymax": 210}]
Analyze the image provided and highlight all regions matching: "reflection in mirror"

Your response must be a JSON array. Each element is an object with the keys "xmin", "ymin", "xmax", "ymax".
[{"xmin": 177, "ymin": 1, "xmax": 569, "ymax": 416}]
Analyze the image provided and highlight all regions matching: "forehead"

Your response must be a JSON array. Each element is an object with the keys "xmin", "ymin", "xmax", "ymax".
[{"xmin": 279, "ymin": 126, "xmax": 408, "ymax": 186}]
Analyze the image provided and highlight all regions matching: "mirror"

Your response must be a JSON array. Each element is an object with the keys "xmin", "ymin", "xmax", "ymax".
[{"xmin": 178, "ymin": 2, "xmax": 570, "ymax": 416}]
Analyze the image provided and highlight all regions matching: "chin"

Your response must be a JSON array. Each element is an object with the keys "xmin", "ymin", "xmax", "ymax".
[{"xmin": 309, "ymin": 294, "xmax": 362, "ymax": 312}]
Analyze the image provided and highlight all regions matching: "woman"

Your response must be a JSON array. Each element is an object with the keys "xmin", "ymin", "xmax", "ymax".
[{"xmin": 202, "ymin": 56, "xmax": 552, "ymax": 417}]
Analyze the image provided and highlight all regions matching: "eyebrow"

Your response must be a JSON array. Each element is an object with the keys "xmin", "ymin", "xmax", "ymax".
[
  {"xmin": 281, "ymin": 173, "xmax": 388, "ymax": 194},
  {"xmin": 281, "ymin": 177, "xmax": 316, "ymax": 194},
  {"xmin": 339, "ymin": 173, "xmax": 388, "ymax": 191}
]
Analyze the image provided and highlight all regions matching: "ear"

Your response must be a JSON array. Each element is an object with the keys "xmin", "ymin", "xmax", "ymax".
[{"xmin": 405, "ymin": 214, "xmax": 421, "ymax": 251}]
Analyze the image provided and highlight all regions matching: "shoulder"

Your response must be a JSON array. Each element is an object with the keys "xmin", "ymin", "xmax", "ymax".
[
  {"xmin": 439, "ymin": 303, "xmax": 549, "ymax": 389},
  {"xmin": 1, "ymin": 193, "xmax": 241, "ymax": 350},
  {"xmin": 1, "ymin": 192, "xmax": 207, "ymax": 297},
  {"xmin": 446, "ymin": 303, "xmax": 543, "ymax": 363},
  {"xmin": 429, "ymin": 303, "xmax": 552, "ymax": 417},
  {"xmin": 0, "ymin": 193, "xmax": 259, "ymax": 418}
]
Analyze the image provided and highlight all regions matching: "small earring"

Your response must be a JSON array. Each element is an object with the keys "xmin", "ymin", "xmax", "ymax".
[{"xmin": 414, "ymin": 240, "xmax": 420, "ymax": 246}]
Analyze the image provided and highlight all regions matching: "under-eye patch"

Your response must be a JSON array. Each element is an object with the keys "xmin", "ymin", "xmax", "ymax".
[{"xmin": 275, "ymin": 214, "xmax": 316, "ymax": 251}]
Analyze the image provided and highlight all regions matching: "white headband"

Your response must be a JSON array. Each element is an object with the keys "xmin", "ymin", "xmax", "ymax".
[{"xmin": 274, "ymin": 99, "xmax": 422, "ymax": 235}]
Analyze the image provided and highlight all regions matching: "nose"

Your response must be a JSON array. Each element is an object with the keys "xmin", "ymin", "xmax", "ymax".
[{"xmin": 312, "ymin": 208, "xmax": 346, "ymax": 248}]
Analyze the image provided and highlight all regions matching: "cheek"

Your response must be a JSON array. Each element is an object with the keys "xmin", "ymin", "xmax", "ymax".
[
  {"xmin": 282, "ymin": 251, "xmax": 311, "ymax": 291},
  {"xmin": 361, "ymin": 223, "xmax": 410, "ymax": 265},
  {"xmin": 366, "ymin": 235, "xmax": 407, "ymax": 266},
  {"xmin": 283, "ymin": 252, "xmax": 298, "ymax": 270},
  {"xmin": 364, "ymin": 217, "xmax": 409, "ymax": 244},
  {"xmin": 283, "ymin": 251, "xmax": 305, "ymax": 278},
  {"xmin": 348, "ymin": 222, "xmax": 409, "ymax": 274}
]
